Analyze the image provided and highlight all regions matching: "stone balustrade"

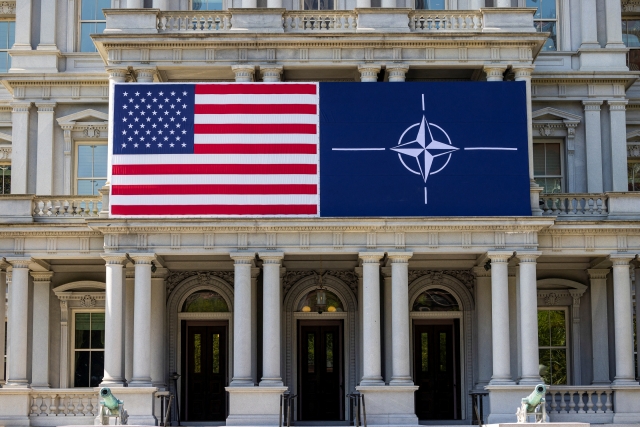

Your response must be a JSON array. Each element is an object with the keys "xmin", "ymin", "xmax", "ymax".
[
  {"xmin": 33, "ymin": 196, "xmax": 102, "ymax": 219},
  {"xmin": 546, "ymin": 387, "xmax": 614, "ymax": 424},
  {"xmin": 540, "ymin": 193, "xmax": 609, "ymax": 218},
  {"xmin": 157, "ymin": 11, "xmax": 232, "ymax": 32},
  {"xmin": 283, "ymin": 11, "xmax": 357, "ymax": 32},
  {"xmin": 409, "ymin": 11, "xmax": 482, "ymax": 32},
  {"xmin": 29, "ymin": 390, "xmax": 99, "ymax": 422}
]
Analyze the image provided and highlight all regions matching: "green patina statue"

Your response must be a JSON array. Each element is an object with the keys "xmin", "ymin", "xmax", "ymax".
[
  {"xmin": 516, "ymin": 384, "xmax": 547, "ymax": 423},
  {"xmin": 94, "ymin": 387, "xmax": 128, "ymax": 426}
]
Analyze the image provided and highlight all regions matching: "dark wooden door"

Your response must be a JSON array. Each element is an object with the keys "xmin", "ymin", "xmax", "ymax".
[
  {"xmin": 298, "ymin": 323, "xmax": 342, "ymax": 421},
  {"xmin": 413, "ymin": 323, "xmax": 460, "ymax": 420},
  {"xmin": 183, "ymin": 322, "xmax": 227, "ymax": 421}
]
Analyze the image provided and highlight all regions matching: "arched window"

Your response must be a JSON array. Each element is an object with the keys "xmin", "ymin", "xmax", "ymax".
[
  {"xmin": 297, "ymin": 290, "xmax": 344, "ymax": 312},
  {"xmin": 182, "ymin": 290, "xmax": 229, "ymax": 312},
  {"xmin": 412, "ymin": 289, "xmax": 460, "ymax": 312}
]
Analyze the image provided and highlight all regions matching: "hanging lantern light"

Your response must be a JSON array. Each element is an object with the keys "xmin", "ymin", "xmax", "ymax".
[{"xmin": 315, "ymin": 272, "xmax": 327, "ymax": 314}]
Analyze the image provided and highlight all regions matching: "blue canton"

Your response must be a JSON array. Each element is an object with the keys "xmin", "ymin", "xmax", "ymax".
[{"xmin": 112, "ymin": 84, "xmax": 195, "ymax": 155}]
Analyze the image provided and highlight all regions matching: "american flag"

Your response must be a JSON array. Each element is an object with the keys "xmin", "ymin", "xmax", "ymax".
[{"xmin": 110, "ymin": 83, "xmax": 319, "ymax": 217}]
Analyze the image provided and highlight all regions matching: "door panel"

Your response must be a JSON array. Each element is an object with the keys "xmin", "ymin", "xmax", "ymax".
[
  {"xmin": 183, "ymin": 323, "xmax": 227, "ymax": 421},
  {"xmin": 413, "ymin": 323, "xmax": 459, "ymax": 420},
  {"xmin": 299, "ymin": 323, "xmax": 342, "ymax": 421}
]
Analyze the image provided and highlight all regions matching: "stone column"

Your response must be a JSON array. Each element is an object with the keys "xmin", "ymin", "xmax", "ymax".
[
  {"xmin": 136, "ymin": 68, "xmax": 157, "ymax": 83},
  {"xmin": 101, "ymin": 254, "xmax": 127, "ymax": 387},
  {"xmin": 469, "ymin": 0, "xmax": 483, "ymax": 8},
  {"xmin": 35, "ymin": 103, "xmax": 56, "ymax": 195},
  {"xmin": 389, "ymin": 252, "xmax": 413, "ymax": 385},
  {"xmin": 381, "ymin": 0, "xmax": 395, "ymax": 7},
  {"xmin": 232, "ymin": 65, "xmax": 256, "ymax": 82},
  {"xmin": 608, "ymin": 100, "xmax": 628, "ymax": 192},
  {"xmin": 580, "ymin": 0, "xmax": 600, "ymax": 49},
  {"xmin": 381, "ymin": 267, "xmax": 392, "ymax": 384},
  {"xmin": 242, "ymin": 0, "xmax": 257, "ymax": 7},
  {"xmin": 582, "ymin": 101, "xmax": 604, "ymax": 193},
  {"xmin": 495, "ymin": 0, "xmax": 510, "ymax": 6},
  {"xmin": 152, "ymin": 0, "xmax": 170, "ymax": 9},
  {"xmin": 127, "ymin": 0, "xmax": 144, "ymax": 7},
  {"xmin": 604, "ymin": 0, "xmax": 625, "ymax": 48},
  {"xmin": 357, "ymin": 0, "xmax": 372, "ymax": 7},
  {"xmin": 610, "ymin": 255, "xmax": 636, "ymax": 384},
  {"xmin": 259, "ymin": 252, "xmax": 284, "ymax": 386},
  {"xmin": 355, "ymin": 266, "xmax": 363, "ymax": 383},
  {"xmin": 488, "ymin": 251, "xmax": 513, "ymax": 385},
  {"xmin": 261, "ymin": 66, "xmax": 283, "ymax": 82},
  {"xmin": 473, "ymin": 266, "xmax": 492, "ymax": 388},
  {"xmin": 230, "ymin": 253, "xmax": 255, "ymax": 387},
  {"xmin": 125, "ymin": 267, "xmax": 135, "ymax": 383},
  {"xmin": 387, "ymin": 64, "xmax": 409, "ymax": 82},
  {"xmin": 151, "ymin": 268, "xmax": 167, "ymax": 388},
  {"xmin": 484, "ymin": 66, "xmax": 506, "ymax": 82},
  {"xmin": 512, "ymin": 66, "xmax": 537, "ymax": 194},
  {"xmin": 129, "ymin": 254, "xmax": 155, "ymax": 387},
  {"xmin": 516, "ymin": 252, "xmax": 542, "ymax": 384},
  {"xmin": 268, "ymin": 0, "xmax": 283, "ymax": 7},
  {"xmin": 30, "ymin": 272, "xmax": 53, "ymax": 388},
  {"xmin": 5, "ymin": 258, "xmax": 31, "ymax": 387},
  {"xmin": 251, "ymin": 267, "xmax": 260, "ymax": 385},
  {"xmin": 588, "ymin": 269, "xmax": 610, "ymax": 384},
  {"xmin": 106, "ymin": 69, "xmax": 128, "ymax": 187},
  {"xmin": 13, "ymin": 0, "xmax": 33, "ymax": 50},
  {"xmin": 10, "ymin": 103, "xmax": 32, "ymax": 194},
  {"xmin": 359, "ymin": 252, "xmax": 385, "ymax": 386},
  {"xmin": 0, "ymin": 266, "xmax": 6, "ymax": 384},
  {"xmin": 358, "ymin": 65, "xmax": 381, "ymax": 83},
  {"xmin": 37, "ymin": 0, "xmax": 57, "ymax": 50}
]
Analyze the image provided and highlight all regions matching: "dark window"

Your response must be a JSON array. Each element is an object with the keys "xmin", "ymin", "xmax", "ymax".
[{"xmin": 74, "ymin": 312, "xmax": 105, "ymax": 387}]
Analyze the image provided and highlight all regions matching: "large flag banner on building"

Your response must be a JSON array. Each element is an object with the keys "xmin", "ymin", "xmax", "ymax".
[{"xmin": 110, "ymin": 82, "xmax": 530, "ymax": 217}]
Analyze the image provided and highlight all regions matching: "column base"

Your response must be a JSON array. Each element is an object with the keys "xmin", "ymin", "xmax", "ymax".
[
  {"xmin": 518, "ymin": 377, "xmax": 542, "ymax": 385},
  {"xmin": 356, "ymin": 385, "xmax": 419, "ymax": 425},
  {"xmin": 100, "ymin": 378, "xmax": 126, "ymax": 387},
  {"xmin": 226, "ymin": 386, "xmax": 288, "ymax": 426},
  {"xmin": 612, "ymin": 378, "xmax": 639, "ymax": 385},
  {"xmin": 128, "ymin": 378, "xmax": 153, "ymax": 387},
  {"xmin": 259, "ymin": 379, "xmax": 283, "ymax": 387},
  {"xmin": 389, "ymin": 377, "xmax": 414, "ymax": 386},
  {"xmin": 488, "ymin": 379, "xmax": 516, "ymax": 386},
  {"xmin": 230, "ymin": 378, "xmax": 255, "ymax": 387},
  {"xmin": 2, "ymin": 380, "xmax": 30, "ymax": 388}
]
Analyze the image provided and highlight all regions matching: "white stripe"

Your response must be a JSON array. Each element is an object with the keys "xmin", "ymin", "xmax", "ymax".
[
  {"xmin": 194, "ymin": 134, "xmax": 319, "ymax": 144},
  {"xmin": 112, "ymin": 154, "xmax": 317, "ymax": 165},
  {"xmin": 194, "ymin": 114, "xmax": 318, "ymax": 125},
  {"xmin": 111, "ymin": 194, "xmax": 319, "ymax": 205},
  {"xmin": 112, "ymin": 174, "xmax": 319, "ymax": 185},
  {"xmin": 195, "ymin": 94, "xmax": 318, "ymax": 105},
  {"xmin": 463, "ymin": 147, "xmax": 518, "ymax": 151}
]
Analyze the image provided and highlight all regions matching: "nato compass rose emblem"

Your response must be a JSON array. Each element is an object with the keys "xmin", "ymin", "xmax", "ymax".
[{"xmin": 332, "ymin": 94, "xmax": 518, "ymax": 205}]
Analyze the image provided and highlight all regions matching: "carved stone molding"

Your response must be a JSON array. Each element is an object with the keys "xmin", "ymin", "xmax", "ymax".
[
  {"xmin": 628, "ymin": 143, "xmax": 640, "ymax": 158},
  {"xmin": 79, "ymin": 294, "xmax": 97, "ymax": 308},
  {"xmin": 622, "ymin": 0, "xmax": 640, "ymax": 12},
  {"xmin": 282, "ymin": 270, "xmax": 359, "ymax": 296},
  {"xmin": 82, "ymin": 126, "xmax": 101, "ymax": 138},
  {"xmin": 0, "ymin": 1, "xmax": 15, "ymax": 15},
  {"xmin": 0, "ymin": 146, "xmax": 11, "ymax": 160},
  {"xmin": 166, "ymin": 270, "xmax": 234, "ymax": 297},
  {"xmin": 408, "ymin": 269, "xmax": 475, "ymax": 291},
  {"xmin": 542, "ymin": 292, "xmax": 558, "ymax": 306}
]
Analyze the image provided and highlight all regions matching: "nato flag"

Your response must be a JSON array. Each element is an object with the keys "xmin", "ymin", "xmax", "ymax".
[{"xmin": 319, "ymin": 82, "xmax": 531, "ymax": 217}]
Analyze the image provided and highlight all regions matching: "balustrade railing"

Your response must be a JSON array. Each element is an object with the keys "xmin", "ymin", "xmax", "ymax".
[
  {"xmin": 29, "ymin": 391, "xmax": 99, "ymax": 419},
  {"xmin": 283, "ymin": 11, "xmax": 357, "ymax": 32},
  {"xmin": 409, "ymin": 11, "xmax": 482, "ymax": 32},
  {"xmin": 33, "ymin": 196, "xmax": 102, "ymax": 219},
  {"xmin": 158, "ymin": 11, "xmax": 232, "ymax": 32},
  {"xmin": 540, "ymin": 193, "xmax": 609, "ymax": 217},
  {"xmin": 546, "ymin": 387, "xmax": 614, "ymax": 423}
]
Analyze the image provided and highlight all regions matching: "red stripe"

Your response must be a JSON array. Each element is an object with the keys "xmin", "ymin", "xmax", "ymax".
[
  {"xmin": 112, "ymin": 184, "xmax": 317, "ymax": 195},
  {"xmin": 194, "ymin": 104, "xmax": 317, "ymax": 115},
  {"xmin": 195, "ymin": 84, "xmax": 317, "ymax": 95},
  {"xmin": 194, "ymin": 124, "xmax": 316, "ymax": 135},
  {"xmin": 111, "ymin": 204, "xmax": 318, "ymax": 215},
  {"xmin": 194, "ymin": 144, "xmax": 316, "ymax": 154},
  {"xmin": 112, "ymin": 164, "xmax": 317, "ymax": 175}
]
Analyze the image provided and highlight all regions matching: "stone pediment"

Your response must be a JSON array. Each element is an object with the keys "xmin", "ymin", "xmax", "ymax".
[
  {"xmin": 56, "ymin": 109, "xmax": 109, "ymax": 125},
  {"xmin": 532, "ymin": 107, "xmax": 582, "ymax": 123}
]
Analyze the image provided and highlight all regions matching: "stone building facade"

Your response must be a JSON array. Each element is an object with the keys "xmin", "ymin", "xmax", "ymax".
[{"xmin": 0, "ymin": 0, "xmax": 639, "ymax": 426}]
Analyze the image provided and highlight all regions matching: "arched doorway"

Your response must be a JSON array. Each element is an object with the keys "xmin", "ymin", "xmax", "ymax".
[{"xmin": 166, "ymin": 274, "xmax": 234, "ymax": 423}]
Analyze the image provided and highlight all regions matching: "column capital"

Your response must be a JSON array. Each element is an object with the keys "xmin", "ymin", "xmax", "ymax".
[
  {"xmin": 608, "ymin": 99, "xmax": 628, "ymax": 110},
  {"xmin": 358, "ymin": 64, "xmax": 382, "ymax": 82},
  {"xmin": 30, "ymin": 271, "xmax": 53, "ymax": 282},
  {"xmin": 486, "ymin": 251, "xmax": 512, "ymax": 263},
  {"xmin": 512, "ymin": 65, "xmax": 535, "ymax": 79},
  {"xmin": 587, "ymin": 269, "xmax": 609, "ymax": 280},
  {"xmin": 35, "ymin": 102, "xmax": 56, "ymax": 112},
  {"xmin": 106, "ymin": 68, "xmax": 129, "ymax": 82},
  {"xmin": 483, "ymin": 65, "xmax": 507, "ymax": 81},
  {"xmin": 5, "ymin": 257, "xmax": 33, "ymax": 269},
  {"xmin": 472, "ymin": 266, "xmax": 491, "ymax": 277},
  {"xmin": 260, "ymin": 65, "xmax": 283, "ymax": 82},
  {"xmin": 609, "ymin": 253, "xmax": 635, "ymax": 266},
  {"xmin": 231, "ymin": 64, "xmax": 256, "ymax": 82},
  {"xmin": 515, "ymin": 251, "xmax": 542, "ymax": 263},
  {"xmin": 582, "ymin": 100, "xmax": 604, "ymax": 110},
  {"xmin": 10, "ymin": 102, "xmax": 32, "ymax": 113},
  {"xmin": 136, "ymin": 68, "xmax": 158, "ymax": 83},
  {"xmin": 230, "ymin": 251, "xmax": 256, "ymax": 265},
  {"xmin": 387, "ymin": 251, "xmax": 413, "ymax": 263},
  {"xmin": 258, "ymin": 251, "xmax": 284, "ymax": 263},
  {"xmin": 386, "ymin": 63, "xmax": 409, "ymax": 82},
  {"xmin": 129, "ymin": 253, "xmax": 156, "ymax": 264},
  {"xmin": 101, "ymin": 253, "xmax": 128, "ymax": 265},
  {"xmin": 359, "ymin": 251, "xmax": 385, "ymax": 263}
]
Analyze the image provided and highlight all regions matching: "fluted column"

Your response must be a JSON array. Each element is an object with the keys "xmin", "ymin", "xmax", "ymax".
[
  {"xmin": 31, "ymin": 272, "xmax": 53, "ymax": 388},
  {"xmin": 580, "ymin": 0, "xmax": 600, "ymax": 49},
  {"xmin": 232, "ymin": 65, "xmax": 256, "ymax": 82},
  {"xmin": 608, "ymin": 100, "xmax": 628, "ymax": 192},
  {"xmin": 0, "ymin": 265, "xmax": 6, "ymax": 384},
  {"xmin": 261, "ymin": 66, "xmax": 283, "ymax": 82},
  {"xmin": 588, "ymin": 269, "xmax": 610, "ymax": 384},
  {"xmin": 5, "ymin": 258, "xmax": 31, "ymax": 387},
  {"xmin": 136, "ymin": 68, "xmax": 157, "ymax": 83},
  {"xmin": 11, "ymin": 103, "xmax": 32, "ymax": 194},
  {"xmin": 488, "ymin": 251, "xmax": 513, "ymax": 385},
  {"xmin": 387, "ymin": 64, "xmax": 409, "ymax": 82},
  {"xmin": 101, "ymin": 254, "xmax": 127, "ymax": 387},
  {"xmin": 129, "ymin": 254, "xmax": 155, "ymax": 387},
  {"xmin": 151, "ymin": 268, "xmax": 167, "ymax": 388},
  {"xmin": 358, "ymin": 65, "xmax": 381, "ymax": 83},
  {"xmin": 582, "ymin": 101, "xmax": 604, "ymax": 192},
  {"xmin": 516, "ymin": 252, "xmax": 542, "ymax": 384},
  {"xmin": 230, "ymin": 252, "xmax": 255, "ymax": 387},
  {"xmin": 484, "ymin": 66, "xmax": 506, "ymax": 82},
  {"xmin": 259, "ymin": 252, "xmax": 284, "ymax": 386},
  {"xmin": 610, "ymin": 255, "xmax": 636, "ymax": 384},
  {"xmin": 473, "ymin": 266, "xmax": 492, "ymax": 387},
  {"xmin": 359, "ymin": 252, "xmax": 385, "ymax": 386},
  {"xmin": 381, "ymin": 267, "xmax": 392, "ymax": 384},
  {"xmin": 389, "ymin": 252, "xmax": 413, "ymax": 385},
  {"xmin": 106, "ymin": 69, "xmax": 128, "ymax": 188},
  {"xmin": 35, "ymin": 103, "xmax": 56, "ymax": 195}
]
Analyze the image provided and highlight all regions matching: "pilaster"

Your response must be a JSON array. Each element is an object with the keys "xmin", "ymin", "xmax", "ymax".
[
  {"xmin": 582, "ymin": 100, "xmax": 604, "ymax": 193},
  {"xmin": 10, "ymin": 102, "xmax": 32, "ymax": 194},
  {"xmin": 30, "ymin": 271, "xmax": 53, "ymax": 388},
  {"xmin": 151, "ymin": 267, "xmax": 168, "ymax": 389},
  {"xmin": 588, "ymin": 269, "xmax": 610, "ymax": 384},
  {"xmin": 37, "ymin": 0, "xmax": 57, "ymax": 51},
  {"xmin": 106, "ymin": 68, "xmax": 128, "ymax": 191},
  {"xmin": 608, "ymin": 100, "xmax": 628, "ymax": 192},
  {"xmin": 0, "ymin": 264, "xmax": 6, "ymax": 384},
  {"xmin": 35, "ymin": 103, "xmax": 56, "ymax": 195},
  {"xmin": 12, "ymin": 0, "xmax": 32, "ymax": 50}
]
